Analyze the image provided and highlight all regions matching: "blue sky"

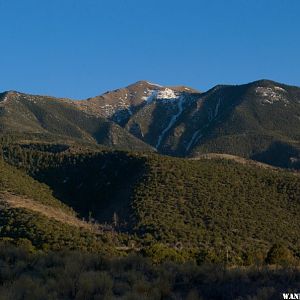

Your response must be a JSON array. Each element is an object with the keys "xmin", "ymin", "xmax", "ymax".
[{"xmin": 0, "ymin": 0, "xmax": 299, "ymax": 99}]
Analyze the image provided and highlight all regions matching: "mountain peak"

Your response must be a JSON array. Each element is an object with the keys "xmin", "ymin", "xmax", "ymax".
[
  {"xmin": 1, "ymin": 90, "xmax": 19, "ymax": 96},
  {"xmin": 127, "ymin": 81, "xmax": 200, "ymax": 93},
  {"xmin": 247, "ymin": 79, "xmax": 285, "ymax": 88},
  {"xmin": 127, "ymin": 80, "xmax": 163, "ymax": 89}
]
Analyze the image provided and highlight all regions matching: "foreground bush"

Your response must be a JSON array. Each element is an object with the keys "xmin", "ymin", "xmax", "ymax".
[
  {"xmin": 266, "ymin": 244, "xmax": 295, "ymax": 265},
  {"xmin": 0, "ymin": 244, "xmax": 299, "ymax": 300}
]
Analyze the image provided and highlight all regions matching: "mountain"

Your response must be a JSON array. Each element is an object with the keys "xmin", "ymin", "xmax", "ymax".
[
  {"xmin": 188, "ymin": 80, "xmax": 300, "ymax": 167},
  {"xmin": 73, "ymin": 79, "xmax": 300, "ymax": 168},
  {"xmin": 0, "ymin": 90, "xmax": 152, "ymax": 152},
  {"xmin": 1, "ymin": 78, "xmax": 300, "ymax": 254},
  {"xmin": 74, "ymin": 80, "xmax": 202, "ymax": 150},
  {"xmin": 74, "ymin": 80, "xmax": 200, "ymax": 125},
  {"xmin": 1, "ymin": 80, "xmax": 300, "ymax": 297},
  {"xmin": 2, "ymin": 79, "xmax": 300, "ymax": 168}
]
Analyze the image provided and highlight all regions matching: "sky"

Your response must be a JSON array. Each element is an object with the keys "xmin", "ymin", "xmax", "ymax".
[{"xmin": 0, "ymin": 0, "xmax": 299, "ymax": 99}]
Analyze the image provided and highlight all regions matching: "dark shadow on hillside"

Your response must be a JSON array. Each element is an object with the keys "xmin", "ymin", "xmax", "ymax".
[
  {"xmin": 28, "ymin": 151, "xmax": 147, "ymax": 230},
  {"xmin": 252, "ymin": 141, "xmax": 300, "ymax": 169}
]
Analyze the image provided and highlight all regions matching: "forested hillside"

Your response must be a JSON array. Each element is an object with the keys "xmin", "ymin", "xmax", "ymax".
[
  {"xmin": 1, "ymin": 143, "xmax": 299, "ymax": 266},
  {"xmin": 0, "ymin": 157, "xmax": 123, "ymax": 254}
]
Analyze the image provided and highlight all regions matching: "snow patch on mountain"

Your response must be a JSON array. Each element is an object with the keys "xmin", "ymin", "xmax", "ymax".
[
  {"xmin": 146, "ymin": 81, "xmax": 163, "ymax": 88},
  {"xmin": 94, "ymin": 94, "xmax": 134, "ymax": 123},
  {"xmin": 214, "ymin": 98, "xmax": 221, "ymax": 117},
  {"xmin": 274, "ymin": 86, "xmax": 286, "ymax": 92},
  {"xmin": 1, "ymin": 96, "xmax": 8, "ymax": 103},
  {"xmin": 186, "ymin": 98, "xmax": 223, "ymax": 152},
  {"xmin": 99, "ymin": 104, "xmax": 115, "ymax": 116},
  {"xmin": 25, "ymin": 95, "xmax": 39, "ymax": 103},
  {"xmin": 142, "ymin": 90, "xmax": 158, "ymax": 104},
  {"xmin": 185, "ymin": 122, "xmax": 210, "ymax": 152},
  {"xmin": 156, "ymin": 96, "xmax": 185, "ymax": 149},
  {"xmin": 255, "ymin": 86, "xmax": 289, "ymax": 105},
  {"xmin": 157, "ymin": 88, "xmax": 178, "ymax": 100},
  {"xmin": 91, "ymin": 87, "xmax": 184, "ymax": 124},
  {"xmin": 186, "ymin": 130, "xmax": 202, "ymax": 152},
  {"xmin": 142, "ymin": 88, "xmax": 180, "ymax": 104}
]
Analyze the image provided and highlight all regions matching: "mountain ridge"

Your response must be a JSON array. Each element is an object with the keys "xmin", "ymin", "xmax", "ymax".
[{"xmin": 1, "ymin": 78, "xmax": 300, "ymax": 169}]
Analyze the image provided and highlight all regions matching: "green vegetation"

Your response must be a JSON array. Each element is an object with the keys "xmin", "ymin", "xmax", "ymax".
[
  {"xmin": 0, "ymin": 157, "xmax": 124, "ymax": 254},
  {"xmin": 266, "ymin": 244, "xmax": 295, "ymax": 265},
  {"xmin": 0, "ymin": 242, "xmax": 299, "ymax": 300},
  {"xmin": 0, "ymin": 158, "xmax": 72, "ymax": 212},
  {"xmin": 1, "ymin": 144, "xmax": 300, "ymax": 265},
  {"xmin": 0, "ymin": 208, "xmax": 114, "ymax": 253},
  {"xmin": 132, "ymin": 155, "xmax": 300, "ymax": 264}
]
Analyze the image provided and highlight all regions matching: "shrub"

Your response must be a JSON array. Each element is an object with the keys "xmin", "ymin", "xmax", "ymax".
[
  {"xmin": 266, "ymin": 244, "xmax": 294, "ymax": 265},
  {"xmin": 76, "ymin": 271, "xmax": 113, "ymax": 299},
  {"xmin": 143, "ymin": 243, "xmax": 186, "ymax": 264}
]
